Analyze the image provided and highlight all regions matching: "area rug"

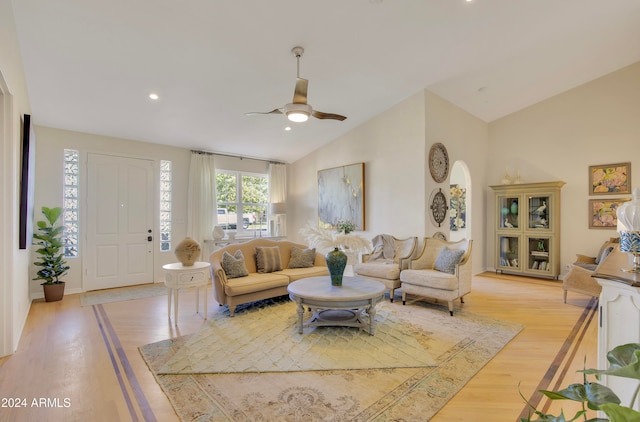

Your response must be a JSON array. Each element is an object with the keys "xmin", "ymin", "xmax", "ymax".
[
  {"xmin": 80, "ymin": 283, "xmax": 168, "ymax": 306},
  {"xmin": 154, "ymin": 299, "xmax": 437, "ymax": 374},
  {"xmin": 140, "ymin": 297, "xmax": 522, "ymax": 421}
]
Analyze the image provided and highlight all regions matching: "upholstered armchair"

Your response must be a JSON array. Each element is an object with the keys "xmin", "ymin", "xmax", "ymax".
[
  {"xmin": 562, "ymin": 238, "xmax": 619, "ymax": 303},
  {"xmin": 400, "ymin": 237, "xmax": 472, "ymax": 316},
  {"xmin": 353, "ymin": 235, "xmax": 418, "ymax": 302}
]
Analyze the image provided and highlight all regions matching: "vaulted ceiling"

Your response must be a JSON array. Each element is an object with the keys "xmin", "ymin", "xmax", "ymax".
[{"xmin": 11, "ymin": 0, "xmax": 640, "ymax": 163}]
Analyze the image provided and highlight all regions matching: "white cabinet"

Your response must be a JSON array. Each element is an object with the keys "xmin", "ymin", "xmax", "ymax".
[
  {"xmin": 490, "ymin": 181, "xmax": 565, "ymax": 278},
  {"xmin": 594, "ymin": 250, "xmax": 640, "ymax": 411}
]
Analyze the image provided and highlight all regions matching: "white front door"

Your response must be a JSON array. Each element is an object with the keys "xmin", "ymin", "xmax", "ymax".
[{"xmin": 85, "ymin": 153, "xmax": 154, "ymax": 291}]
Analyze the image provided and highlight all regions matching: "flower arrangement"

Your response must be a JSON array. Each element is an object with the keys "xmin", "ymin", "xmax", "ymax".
[
  {"xmin": 300, "ymin": 223, "xmax": 371, "ymax": 254},
  {"xmin": 336, "ymin": 220, "xmax": 356, "ymax": 234}
]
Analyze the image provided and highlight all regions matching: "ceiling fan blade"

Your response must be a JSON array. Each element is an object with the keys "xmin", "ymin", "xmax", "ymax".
[
  {"xmin": 244, "ymin": 108, "xmax": 283, "ymax": 116},
  {"xmin": 312, "ymin": 110, "xmax": 347, "ymax": 121},
  {"xmin": 293, "ymin": 78, "xmax": 308, "ymax": 104}
]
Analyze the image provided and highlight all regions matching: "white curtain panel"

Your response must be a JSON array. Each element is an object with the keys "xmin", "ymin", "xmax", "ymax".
[
  {"xmin": 187, "ymin": 152, "xmax": 216, "ymax": 247},
  {"xmin": 269, "ymin": 163, "xmax": 286, "ymax": 203},
  {"xmin": 269, "ymin": 163, "xmax": 287, "ymax": 236}
]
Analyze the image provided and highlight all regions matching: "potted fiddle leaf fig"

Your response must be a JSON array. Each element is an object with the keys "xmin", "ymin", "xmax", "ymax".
[
  {"xmin": 33, "ymin": 206, "xmax": 70, "ymax": 302},
  {"xmin": 520, "ymin": 342, "xmax": 640, "ymax": 422}
]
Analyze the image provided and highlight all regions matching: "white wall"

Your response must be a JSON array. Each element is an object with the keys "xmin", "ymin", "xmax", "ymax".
[
  {"xmin": 289, "ymin": 90, "xmax": 490, "ymax": 275},
  {"xmin": 487, "ymin": 61, "xmax": 640, "ymax": 274},
  {"xmin": 0, "ymin": 0, "xmax": 32, "ymax": 356},
  {"xmin": 424, "ymin": 91, "xmax": 489, "ymax": 274},
  {"xmin": 31, "ymin": 127, "xmax": 191, "ymax": 296},
  {"xmin": 289, "ymin": 91, "xmax": 426, "ymax": 245}
]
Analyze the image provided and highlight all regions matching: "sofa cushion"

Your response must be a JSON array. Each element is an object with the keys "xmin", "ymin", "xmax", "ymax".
[
  {"xmin": 222, "ymin": 250, "xmax": 249, "ymax": 278},
  {"xmin": 277, "ymin": 266, "xmax": 330, "ymax": 282},
  {"xmin": 573, "ymin": 262, "xmax": 598, "ymax": 271},
  {"xmin": 256, "ymin": 246, "xmax": 282, "ymax": 273},
  {"xmin": 353, "ymin": 262, "xmax": 400, "ymax": 280},
  {"xmin": 287, "ymin": 246, "xmax": 316, "ymax": 269},
  {"xmin": 400, "ymin": 269, "xmax": 457, "ymax": 290},
  {"xmin": 434, "ymin": 247, "xmax": 465, "ymax": 274},
  {"xmin": 224, "ymin": 273, "xmax": 289, "ymax": 296}
]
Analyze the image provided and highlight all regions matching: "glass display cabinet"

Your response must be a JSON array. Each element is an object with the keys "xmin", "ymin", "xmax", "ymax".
[{"xmin": 491, "ymin": 181, "xmax": 565, "ymax": 279}]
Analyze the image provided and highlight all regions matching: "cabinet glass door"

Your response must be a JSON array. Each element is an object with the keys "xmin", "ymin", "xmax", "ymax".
[
  {"xmin": 499, "ymin": 196, "xmax": 520, "ymax": 229},
  {"xmin": 498, "ymin": 235, "xmax": 520, "ymax": 269},
  {"xmin": 528, "ymin": 195, "xmax": 550, "ymax": 229},
  {"xmin": 528, "ymin": 236, "xmax": 550, "ymax": 272}
]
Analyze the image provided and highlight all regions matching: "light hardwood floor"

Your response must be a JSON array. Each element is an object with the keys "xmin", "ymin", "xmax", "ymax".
[{"xmin": 0, "ymin": 272, "xmax": 598, "ymax": 422}]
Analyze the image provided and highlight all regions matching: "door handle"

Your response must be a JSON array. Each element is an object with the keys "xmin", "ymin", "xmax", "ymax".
[{"xmin": 147, "ymin": 236, "xmax": 153, "ymax": 242}]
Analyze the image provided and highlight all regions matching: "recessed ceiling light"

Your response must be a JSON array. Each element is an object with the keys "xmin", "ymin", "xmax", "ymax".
[
  {"xmin": 285, "ymin": 126, "xmax": 292, "ymax": 131},
  {"xmin": 148, "ymin": 93, "xmax": 159, "ymax": 100}
]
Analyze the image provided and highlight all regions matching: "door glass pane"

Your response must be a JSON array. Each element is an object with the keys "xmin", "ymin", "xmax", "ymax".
[
  {"xmin": 528, "ymin": 237, "xmax": 550, "ymax": 272},
  {"xmin": 529, "ymin": 195, "xmax": 549, "ymax": 229},
  {"xmin": 499, "ymin": 196, "xmax": 519, "ymax": 229},
  {"xmin": 499, "ymin": 235, "xmax": 519, "ymax": 268}
]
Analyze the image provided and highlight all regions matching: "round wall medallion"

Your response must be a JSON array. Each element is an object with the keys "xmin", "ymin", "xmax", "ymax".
[
  {"xmin": 428, "ymin": 142, "xmax": 450, "ymax": 183},
  {"xmin": 429, "ymin": 188, "xmax": 448, "ymax": 227},
  {"xmin": 433, "ymin": 231, "xmax": 447, "ymax": 241}
]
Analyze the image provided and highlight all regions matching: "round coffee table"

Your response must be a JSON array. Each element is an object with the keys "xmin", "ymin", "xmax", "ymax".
[{"xmin": 287, "ymin": 276, "xmax": 386, "ymax": 335}]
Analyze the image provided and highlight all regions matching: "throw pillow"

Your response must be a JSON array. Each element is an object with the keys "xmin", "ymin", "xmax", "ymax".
[
  {"xmin": 256, "ymin": 246, "xmax": 282, "ymax": 273},
  {"xmin": 594, "ymin": 241, "xmax": 615, "ymax": 264},
  {"xmin": 288, "ymin": 246, "xmax": 316, "ymax": 268},
  {"xmin": 434, "ymin": 247, "xmax": 465, "ymax": 274},
  {"xmin": 221, "ymin": 250, "xmax": 249, "ymax": 278}
]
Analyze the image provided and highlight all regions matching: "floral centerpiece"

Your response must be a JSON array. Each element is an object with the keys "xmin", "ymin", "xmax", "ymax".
[
  {"xmin": 300, "ymin": 223, "xmax": 371, "ymax": 286},
  {"xmin": 336, "ymin": 220, "xmax": 356, "ymax": 235}
]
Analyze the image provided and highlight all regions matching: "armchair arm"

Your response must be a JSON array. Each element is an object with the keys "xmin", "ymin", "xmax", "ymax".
[
  {"xmin": 408, "ymin": 241, "xmax": 433, "ymax": 270},
  {"xmin": 455, "ymin": 240, "xmax": 473, "ymax": 296},
  {"xmin": 396, "ymin": 236, "xmax": 418, "ymax": 270},
  {"xmin": 210, "ymin": 260, "xmax": 229, "ymax": 305}
]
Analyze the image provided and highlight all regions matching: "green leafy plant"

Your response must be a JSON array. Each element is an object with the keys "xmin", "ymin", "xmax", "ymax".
[
  {"xmin": 32, "ymin": 206, "xmax": 70, "ymax": 285},
  {"xmin": 520, "ymin": 343, "xmax": 640, "ymax": 422},
  {"xmin": 336, "ymin": 220, "xmax": 356, "ymax": 234}
]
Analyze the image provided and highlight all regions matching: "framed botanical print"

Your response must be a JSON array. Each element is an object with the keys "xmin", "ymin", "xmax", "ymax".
[{"xmin": 589, "ymin": 162, "xmax": 631, "ymax": 195}]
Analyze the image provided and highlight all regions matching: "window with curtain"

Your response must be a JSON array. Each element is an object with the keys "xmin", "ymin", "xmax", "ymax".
[{"xmin": 216, "ymin": 170, "xmax": 269, "ymax": 236}]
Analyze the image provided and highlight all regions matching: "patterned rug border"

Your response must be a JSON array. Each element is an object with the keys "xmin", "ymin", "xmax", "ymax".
[{"xmin": 139, "ymin": 298, "xmax": 523, "ymax": 421}]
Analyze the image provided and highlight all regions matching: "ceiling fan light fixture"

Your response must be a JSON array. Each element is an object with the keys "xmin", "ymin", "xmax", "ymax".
[
  {"xmin": 284, "ymin": 103, "xmax": 311, "ymax": 123},
  {"xmin": 287, "ymin": 111, "xmax": 309, "ymax": 122}
]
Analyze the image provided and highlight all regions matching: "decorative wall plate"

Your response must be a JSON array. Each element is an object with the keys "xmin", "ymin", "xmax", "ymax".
[
  {"xmin": 428, "ymin": 142, "xmax": 450, "ymax": 183},
  {"xmin": 429, "ymin": 188, "xmax": 448, "ymax": 227}
]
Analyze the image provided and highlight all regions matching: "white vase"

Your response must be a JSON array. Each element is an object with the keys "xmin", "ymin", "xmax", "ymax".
[{"xmin": 212, "ymin": 225, "xmax": 225, "ymax": 240}]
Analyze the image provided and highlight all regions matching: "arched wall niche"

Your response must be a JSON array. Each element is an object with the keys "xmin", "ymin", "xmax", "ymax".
[{"xmin": 449, "ymin": 160, "xmax": 471, "ymax": 242}]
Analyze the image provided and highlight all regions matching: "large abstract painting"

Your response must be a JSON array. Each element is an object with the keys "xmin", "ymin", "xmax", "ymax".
[{"xmin": 318, "ymin": 163, "xmax": 365, "ymax": 230}]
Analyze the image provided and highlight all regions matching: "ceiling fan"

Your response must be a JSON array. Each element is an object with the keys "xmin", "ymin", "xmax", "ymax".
[{"xmin": 245, "ymin": 47, "xmax": 347, "ymax": 123}]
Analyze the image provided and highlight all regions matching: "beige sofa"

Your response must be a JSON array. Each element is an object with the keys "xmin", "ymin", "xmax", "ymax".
[
  {"xmin": 210, "ymin": 239, "xmax": 328, "ymax": 316},
  {"xmin": 353, "ymin": 235, "xmax": 418, "ymax": 302},
  {"xmin": 400, "ymin": 237, "xmax": 473, "ymax": 316}
]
